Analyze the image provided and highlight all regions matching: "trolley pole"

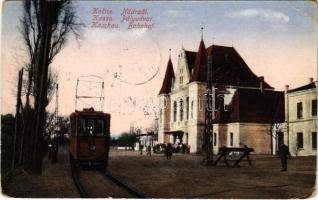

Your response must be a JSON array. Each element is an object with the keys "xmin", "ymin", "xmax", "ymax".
[{"xmin": 203, "ymin": 55, "xmax": 214, "ymax": 165}]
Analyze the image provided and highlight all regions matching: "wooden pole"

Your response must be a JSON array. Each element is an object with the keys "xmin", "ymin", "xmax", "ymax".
[
  {"xmin": 12, "ymin": 68, "xmax": 23, "ymax": 169},
  {"xmin": 18, "ymin": 100, "xmax": 25, "ymax": 165}
]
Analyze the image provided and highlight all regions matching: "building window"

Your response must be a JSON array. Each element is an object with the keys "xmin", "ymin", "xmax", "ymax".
[
  {"xmin": 159, "ymin": 109, "xmax": 162, "ymax": 123},
  {"xmin": 186, "ymin": 97, "xmax": 189, "ymax": 120},
  {"xmin": 180, "ymin": 76, "xmax": 183, "ymax": 86},
  {"xmin": 191, "ymin": 101, "xmax": 194, "ymax": 118},
  {"xmin": 312, "ymin": 100, "xmax": 317, "ymax": 116},
  {"xmin": 173, "ymin": 101, "xmax": 177, "ymax": 122},
  {"xmin": 297, "ymin": 102, "xmax": 303, "ymax": 119},
  {"xmin": 224, "ymin": 105, "xmax": 228, "ymax": 111},
  {"xmin": 214, "ymin": 133, "xmax": 217, "ymax": 146},
  {"xmin": 180, "ymin": 99, "xmax": 183, "ymax": 121},
  {"xmin": 297, "ymin": 132, "xmax": 303, "ymax": 149},
  {"xmin": 312, "ymin": 132, "xmax": 317, "ymax": 149},
  {"xmin": 230, "ymin": 132, "xmax": 233, "ymax": 146}
]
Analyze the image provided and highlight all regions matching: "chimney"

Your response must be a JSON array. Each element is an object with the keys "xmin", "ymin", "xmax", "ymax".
[
  {"xmin": 285, "ymin": 85, "xmax": 289, "ymax": 91},
  {"xmin": 259, "ymin": 76, "xmax": 264, "ymax": 92},
  {"xmin": 309, "ymin": 77, "xmax": 314, "ymax": 83}
]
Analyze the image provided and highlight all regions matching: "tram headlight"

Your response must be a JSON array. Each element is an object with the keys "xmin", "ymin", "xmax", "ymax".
[{"xmin": 90, "ymin": 144, "xmax": 96, "ymax": 151}]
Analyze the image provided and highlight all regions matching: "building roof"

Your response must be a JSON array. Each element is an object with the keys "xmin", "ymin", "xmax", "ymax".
[
  {"xmin": 214, "ymin": 88, "xmax": 285, "ymax": 124},
  {"xmin": 190, "ymin": 39, "xmax": 207, "ymax": 82},
  {"xmin": 184, "ymin": 50, "xmax": 197, "ymax": 74},
  {"xmin": 159, "ymin": 58, "xmax": 175, "ymax": 95},
  {"xmin": 158, "ymin": 40, "xmax": 274, "ymax": 95},
  {"xmin": 287, "ymin": 82, "xmax": 316, "ymax": 93},
  {"xmin": 184, "ymin": 40, "xmax": 273, "ymax": 89}
]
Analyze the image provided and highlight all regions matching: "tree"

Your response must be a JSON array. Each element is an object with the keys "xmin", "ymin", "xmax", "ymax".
[
  {"xmin": 1, "ymin": 114, "xmax": 15, "ymax": 175},
  {"xmin": 19, "ymin": 0, "xmax": 82, "ymax": 173},
  {"xmin": 117, "ymin": 133, "xmax": 138, "ymax": 149}
]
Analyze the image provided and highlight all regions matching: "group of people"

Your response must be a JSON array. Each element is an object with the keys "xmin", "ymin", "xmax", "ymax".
[
  {"xmin": 139, "ymin": 142, "xmax": 291, "ymax": 171},
  {"xmin": 139, "ymin": 145, "xmax": 153, "ymax": 156},
  {"xmin": 138, "ymin": 143, "xmax": 192, "ymax": 160}
]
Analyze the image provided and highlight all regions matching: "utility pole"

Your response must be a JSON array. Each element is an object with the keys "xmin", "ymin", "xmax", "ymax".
[
  {"xmin": 51, "ymin": 83, "xmax": 59, "ymax": 164},
  {"xmin": 55, "ymin": 83, "xmax": 59, "ymax": 146},
  {"xmin": 203, "ymin": 55, "xmax": 214, "ymax": 165},
  {"xmin": 12, "ymin": 68, "xmax": 23, "ymax": 169}
]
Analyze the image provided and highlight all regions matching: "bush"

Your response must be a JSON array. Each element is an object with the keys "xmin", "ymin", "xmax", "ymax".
[{"xmin": 1, "ymin": 114, "xmax": 15, "ymax": 174}]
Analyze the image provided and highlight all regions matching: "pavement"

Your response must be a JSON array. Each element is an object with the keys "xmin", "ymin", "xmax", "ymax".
[
  {"xmin": 3, "ymin": 146, "xmax": 317, "ymax": 198},
  {"xmin": 107, "ymin": 150, "xmax": 316, "ymax": 199},
  {"xmin": 3, "ymin": 145, "xmax": 80, "ymax": 198}
]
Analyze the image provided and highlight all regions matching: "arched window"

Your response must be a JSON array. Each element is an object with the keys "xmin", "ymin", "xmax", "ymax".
[
  {"xmin": 159, "ymin": 109, "xmax": 162, "ymax": 123},
  {"xmin": 214, "ymin": 133, "xmax": 217, "ymax": 146},
  {"xmin": 186, "ymin": 97, "xmax": 189, "ymax": 120},
  {"xmin": 163, "ymin": 98, "xmax": 167, "ymax": 107},
  {"xmin": 191, "ymin": 101, "xmax": 194, "ymax": 119},
  {"xmin": 180, "ymin": 99, "xmax": 183, "ymax": 121},
  {"xmin": 230, "ymin": 132, "xmax": 233, "ymax": 146},
  {"xmin": 173, "ymin": 101, "xmax": 177, "ymax": 122}
]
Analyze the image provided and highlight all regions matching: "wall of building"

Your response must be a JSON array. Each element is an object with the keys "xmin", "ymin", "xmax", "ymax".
[
  {"xmin": 239, "ymin": 123, "xmax": 272, "ymax": 154},
  {"xmin": 213, "ymin": 124, "xmax": 228, "ymax": 154},
  {"xmin": 170, "ymin": 86, "xmax": 189, "ymax": 133},
  {"xmin": 289, "ymin": 121, "xmax": 317, "ymax": 156},
  {"xmin": 213, "ymin": 123, "xmax": 239, "ymax": 154},
  {"xmin": 226, "ymin": 123, "xmax": 240, "ymax": 147},
  {"xmin": 158, "ymin": 94, "xmax": 171, "ymax": 143},
  {"xmin": 286, "ymin": 88, "xmax": 317, "ymax": 156},
  {"xmin": 214, "ymin": 123, "xmax": 272, "ymax": 154},
  {"xmin": 175, "ymin": 49, "xmax": 191, "ymax": 89}
]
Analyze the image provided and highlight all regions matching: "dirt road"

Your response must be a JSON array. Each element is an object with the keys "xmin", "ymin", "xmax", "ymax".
[{"xmin": 107, "ymin": 150, "xmax": 316, "ymax": 198}]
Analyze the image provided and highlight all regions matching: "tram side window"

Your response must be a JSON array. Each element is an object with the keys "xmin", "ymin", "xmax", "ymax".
[{"xmin": 96, "ymin": 120, "xmax": 105, "ymax": 136}]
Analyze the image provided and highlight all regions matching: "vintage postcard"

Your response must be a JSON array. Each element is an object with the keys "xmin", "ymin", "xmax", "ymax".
[{"xmin": 1, "ymin": 0, "xmax": 317, "ymax": 198}]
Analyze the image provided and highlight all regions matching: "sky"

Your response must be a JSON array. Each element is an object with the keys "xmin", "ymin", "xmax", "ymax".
[{"xmin": 1, "ymin": 1, "xmax": 317, "ymax": 134}]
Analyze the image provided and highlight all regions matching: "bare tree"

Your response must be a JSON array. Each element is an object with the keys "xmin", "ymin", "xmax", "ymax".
[{"xmin": 19, "ymin": 0, "xmax": 83, "ymax": 173}]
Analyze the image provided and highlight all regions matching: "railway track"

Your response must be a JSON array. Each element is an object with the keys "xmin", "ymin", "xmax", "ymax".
[{"xmin": 70, "ymin": 159, "xmax": 145, "ymax": 198}]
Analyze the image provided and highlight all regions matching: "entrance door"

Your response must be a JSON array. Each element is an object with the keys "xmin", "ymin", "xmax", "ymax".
[
  {"xmin": 164, "ymin": 134, "xmax": 170, "ymax": 143},
  {"xmin": 277, "ymin": 132, "xmax": 284, "ymax": 150}
]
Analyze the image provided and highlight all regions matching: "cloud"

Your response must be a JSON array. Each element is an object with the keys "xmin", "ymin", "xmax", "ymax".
[
  {"xmin": 224, "ymin": 9, "xmax": 290, "ymax": 23},
  {"xmin": 163, "ymin": 9, "xmax": 193, "ymax": 18}
]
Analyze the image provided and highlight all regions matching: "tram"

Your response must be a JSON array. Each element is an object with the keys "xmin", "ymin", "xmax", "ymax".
[{"xmin": 70, "ymin": 108, "xmax": 111, "ymax": 168}]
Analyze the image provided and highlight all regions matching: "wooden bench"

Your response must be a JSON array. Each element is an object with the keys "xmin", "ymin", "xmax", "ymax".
[{"xmin": 213, "ymin": 147, "xmax": 254, "ymax": 167}]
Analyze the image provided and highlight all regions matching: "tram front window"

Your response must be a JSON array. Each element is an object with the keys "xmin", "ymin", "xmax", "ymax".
[
  {"xmin": 87, "ymin": 120, "xmax": 95, "ymax": 135},
  {"xmin": 79, "ymin": 119, "xmax": 85, "ymax": 134},
  {"xmin": 96, "ymin": 120, "xmax": 105, "ymax": 136},
  {"xmin": 78, "ymin": 118, "xmax": 105, "ymax": 136}
]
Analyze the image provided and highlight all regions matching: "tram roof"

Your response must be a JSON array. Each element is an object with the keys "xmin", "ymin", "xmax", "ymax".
[{"xmin": 70, "ymin": 110, "xmax": 111, "ymax": 117}]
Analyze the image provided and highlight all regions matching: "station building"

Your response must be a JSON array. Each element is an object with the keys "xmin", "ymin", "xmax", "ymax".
[
  {"xmin": 157, "ymin": 36, "xmax": 284, "ymax": 154},
  {"xmin": 285, "ymin": 80, "xmax": 317, "ymax": 156}
]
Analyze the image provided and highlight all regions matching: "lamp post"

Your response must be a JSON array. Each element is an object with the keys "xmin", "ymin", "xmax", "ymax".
[{"xmin": 203, "ymin": 55, "xmax": 214, "ymax": 165}]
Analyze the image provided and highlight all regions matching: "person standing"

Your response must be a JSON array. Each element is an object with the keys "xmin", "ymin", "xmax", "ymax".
[
  {"xmin": 278, "ymin": 143, "xmax": 290, "ymax": 171},
  {"xmin": 147, "ymin": 145, "xmax": 151, "ymax": 156},
  {"xmin": 165, "ymin": 143, "xmax": 173, "ymax": 160}
]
